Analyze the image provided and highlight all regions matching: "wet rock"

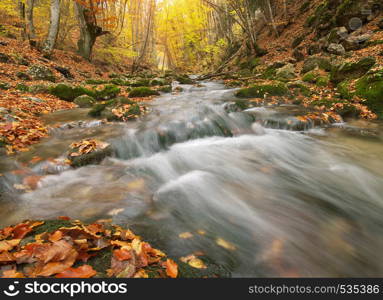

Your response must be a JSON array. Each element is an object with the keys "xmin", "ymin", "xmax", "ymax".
[
  {"xmin": 150, "ymin": 78, "xmax": 168, "ymax": 86},
  {"xmin": 95, "ymin": 84, "xmax": 120, "ymax": 100},
  {"xmin": 27, "ymin": 64, "xmax": 56, "ymax": 82},
  {"xmin": 74, "ymin": 95, "xmax": 96, "ymax": 108},
  {"xmin": 68, "ymin": 145, "xmax": 114, "ymax": 168},
  {"xmin": 330, "ymin": 56, "xmax": 376, "ymax": 83},
  {"xmin": 158, "ymin": 85, "xmax": 172, "ymax": 93},
  {"xmin": 29, "ymin": 84, "xmax": 51, "ymax": 94},
  {"xmin": 327, "ymin": 43, "xmax": 346, "ymax": 55},
  {"xmin": 175, "ymin": 75, "xmax": 195, "ymax": 84}
]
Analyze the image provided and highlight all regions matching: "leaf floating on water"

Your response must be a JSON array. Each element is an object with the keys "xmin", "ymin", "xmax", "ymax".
[
  {"xmin": 216, "ymin": 238, "xmax": 236, "ymax": 251},
  {"xmin": 107, "ymin": 208, "xmax": 125, "ymax": 216},
  {"xmin": 197, "ymin": 230, "xmax": 206, "ymax": 236},
  {"xmin": 188, "ymin": 258, "xmax": 207, "ymax": 269},
  {"xmin": 179, "ymin": 232, "xmax": 193, "ymax": 239}
]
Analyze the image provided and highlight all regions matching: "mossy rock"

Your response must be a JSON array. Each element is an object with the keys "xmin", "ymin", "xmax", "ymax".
[
  {"xmin": 88, "ymin": 97, "xmax": 135, "ymax": 117},
  {"xmin": 94, "ymin": 84, "xmax": 120, "ymax": 100},
  {"xmin": 159, "ymin": 85, "xmax": 172, "ymax": 93},
  {"xmin": 0, "ymin": 82, "xmax": 10, "ymax": 90},
  {"xmin": 109, "ymin": 78, "xmax": 130, "ymax": 86},
  {"xmin": 129, "ymin": 87, "xmax": 160, "ymax": 98},
  {"xmin": 287, "ymin": 82, "xmax": 312, "ymax": 97},
  {"xmin": 302, "ymin": 56, "xmax": 332, "ymax": 74},
  {"xmin": 69, "ymin": 145, "xmax": 114, "ymax": 168},
  {"xmin": 336, "ymin": 80, "xmax": 354, "ymax": 99},
  {"xmin": 101, "ymin": 104, "xmax": 142, "ymax": 122},
  {"xmin": 236, "ymin": 83, "xmax": 289, "ymax": 98},
  {"xmin": 27, "ymin": 64, "xmax": 56, "ymax": 82},
  {"xmin": 330, "ymin": 56, "xmax": 376, "ymax": 84},
  {"xmin": 355, "ymin": 69, "xmax": 383, "ymax": 118},
  {"xmin": 16, "ymin": 83, "xmax": 30, "ymax": 92},
  {"xmin": 150, "ymin": 78, "xmax": 168, "ymax": 86},
  {"xmin": 29, "ymin": 84, "xmax": 50, "ymax": 94},
  {"xmin": 49, "ymin": 84, "xmax": 95, "ymax": 101},
  {"xmin": 261, "ymin": 66, "xmax": 277, "ymax": 79},
  {"xmin": 129, "ymin": 79, "xmax": 151, "ymax": 87},
  {"xmin": 302, "ymin": 71, "xmax": 319, "ymax": 83},
  {"xmin": 85, "ymin": 79, "xmax": 108, "ymax": 85},
  {"xmin": 175, "ymin": 75, "xmax": 195, "ymax": 84},
  {"xmin": 316, "ymin": 76, "xmax": 330, "ymax": 87},
  {"xmin": 74, "ymin": 95, "xmax": 96, "ymax": 108}
]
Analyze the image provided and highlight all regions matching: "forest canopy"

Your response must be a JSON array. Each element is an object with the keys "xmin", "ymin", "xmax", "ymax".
[{"xmin": 0, "ymin": 0, "xmax": 279, "ymax": 72}]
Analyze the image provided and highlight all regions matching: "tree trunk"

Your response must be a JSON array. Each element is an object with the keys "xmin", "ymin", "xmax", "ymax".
[
  {"xmin": 25, "ymin": 0, "xmax": 35, "ymax": 40},
  {"xmin": 18, "ymin": 0, "xmax": 27, "ymax": 40},
  {"xmin": 44, "ymin": 0, "xmax": 61, "ymax": 53},
  {"xmin": 74, "ymin": 1, "xmax": 108, "ymax": 60}
]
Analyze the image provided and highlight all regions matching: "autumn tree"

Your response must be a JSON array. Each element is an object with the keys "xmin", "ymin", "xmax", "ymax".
[{"xmin": 44, "ymin": 0, "xmax": 61, "ymax": 53}]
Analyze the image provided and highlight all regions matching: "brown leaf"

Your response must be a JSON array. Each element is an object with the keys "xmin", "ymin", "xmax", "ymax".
[
  {"xmin": 55, "ymin": 265, "xmax": 97, "ymax": 278},
  {"xmin": 35, "ymin": 249, "xmax": 78, "ymax": 277},
  {"xmin": 165, "ymin": 259, "xmax": 178, "ymax": 278},
  {"xmin": 0, "ymin": 239, "xmax": 21, "ymax": 252}
]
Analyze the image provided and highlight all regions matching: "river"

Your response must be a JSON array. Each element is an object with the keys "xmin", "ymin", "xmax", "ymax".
[{"xmin": 1, "ymin": 80, "xmax": 383, "ymax": 277}]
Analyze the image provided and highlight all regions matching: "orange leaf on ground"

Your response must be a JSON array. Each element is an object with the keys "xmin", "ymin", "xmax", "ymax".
[
  {"xmin": 55, "ymin": 265, "xmax": 97, "ymax": 278},
  {"xmin": 114, "ymin": 249, "xmax": 133, "ymax": 261},
  {"xmin": 35, "ymin": 249, "xmax": 78, "ymax": 277},
  {"xmin": 165, "ymin": 259, "xmax": 178, "ymax": 278},
  {"xmin": 2, "ymin": 269, "xmax": 25, "ymax": 278},
  {"xmin": 12, "ymin": 224, "xmax": 32, "ymax": 239},
  {"xmin": 0, "ymin": 239, "xmax": 21, "ymax": 252}
]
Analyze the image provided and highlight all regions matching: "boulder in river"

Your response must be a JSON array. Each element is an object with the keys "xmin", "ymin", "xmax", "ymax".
[{"xmin": 68, "ymin": 139, "xmax": 114, "ymax": 168}]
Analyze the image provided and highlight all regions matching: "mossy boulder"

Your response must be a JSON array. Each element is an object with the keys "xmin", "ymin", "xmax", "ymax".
[
  {"xmin": 355, "ymin": 69, "xmax": 383, "ymax": 118},
  {"xmin": 287, "ymin": 82, "xmax": 312, "ymax": 97},
  {"xmin": 101, "ymin": 104, "xmax": 143, "ymax": 122},
  {"xmin": 302, "ymin": 71, "xmax": 319, "ymax": 83},
  {"xmin": 94, "ymin": 84, "xmax": 120, "ymax": 100},
  {"xmin": 74, "ymin": 95, "xmax": 96, "ymax": 108},
  {"xmin": 336, "ymin": 80, "xmax": 353, "ymax": 99},
  {"xmin": 88, "ymin": 97, "xmax": 135, "ymax": 117},
  {"xmin": 175, "ymin": 75, "xmax": 195, "ymax": 84},
  {"xmin": 150, "ymin": 78, "xmax": 168, "ymax": 86},
  {"xmin": 109, "ymin": 78, "xmax": 130, "ymax": 86},
  {"xmin": 27, "ymin": 64, "xmax": 56, "ymax": 82},
  {"xmin": 159, "ymin": 85, "xmax": 172, "ymax": 93},
  {"xmin": 129, "ymin": 79, "xmax": 150, "ymax": 87},
  {"xmin": 128, "ymin": 87, "xmax": 160, "ymax": 98},
  {"xmin": 236, "ymin": 83, "xmax": 289, "ymax": 98},
  {"xmin": 302, "ymin": 56, "xmax": 332, "ymax": 74},
  {"xmin": 330, "ymin": 56, "xmax": 376, "ymax": 84},
  {"xmin": 29, "ymin": 84, "xmax": 51, "ymax": 94},
  {"xmin": 49, "ymin": 84, "xmax": 95, "ymax": 101},
  {"xmin": 276, "ymin": 63, "xmax": 296, "ymax": 80}
]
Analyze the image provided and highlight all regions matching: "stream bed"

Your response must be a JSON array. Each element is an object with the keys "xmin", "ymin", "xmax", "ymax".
[{"xmin": 1, "ymin": 81, "xmax": 383, "ymax": 277}]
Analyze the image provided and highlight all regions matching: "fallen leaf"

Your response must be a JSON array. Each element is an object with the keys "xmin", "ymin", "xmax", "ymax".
[
  {"xmin": 216, "ymin": 238, "xmax": 236, "ymax": 251},
  {"xmin": 55, "ymin": 265, "xmax": 97, "ymax": 278},
  {"xmin": 165, "ymin": 259, "xmax": 178, "ymax": 278}
]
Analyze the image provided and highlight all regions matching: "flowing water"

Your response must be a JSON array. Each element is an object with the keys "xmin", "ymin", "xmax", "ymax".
[{"xmin": 1, "ymin": 81, "xmax": 383, "ymax": 277}]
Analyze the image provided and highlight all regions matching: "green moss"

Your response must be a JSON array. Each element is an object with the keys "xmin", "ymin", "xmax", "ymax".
[
  {"xmin": 175, "ymin": 75, "xmax": 194, "ymax": 84},
  {"xmin": 74, "ymin": 95, "xmax": 95, "ymax": 108},
  {"xmin": 69, "ymin": 146, "xmax": 114, "ymax": 167},
  {"xmin": 29, "ymin": 84, "xmax": 50, "ymax": 94},
  {"xmin": 316, "ymin": 76, "xmax": 329, "ymax": 87},
  {"xmin": 128, "ymin": 87, "xmax": 160, "ymax": 98},
  {"xmin": 49, "ymin": 84, "xmax": 96, "ymax": 101},
  {"xmin": 355, "ymin": 69, "xmax": 383, "ymax": 118},
  {"xmin": 0, "ymin": 82, "xmax": 10, "ymax": 90},
  {"xmin": 130, "ymin": 79, "xmax": 150, "ymax": 87},
  {"xmin": 288, "ymin": 83, "xmax": 312, "ymax": 97},
  {"xmin": 310, "ymin": 98, "xmax": 359, "ymax": 118},
  {"xmin": 16, "ymin": 83, "xmax": 30, "ymax": 92},
  {"xmin": 302, "ymin": 72, "xmax": 318, "ymax": 83},
  {"xmin": 86, "ymin": 247, "xmax": 112, "ymax": 277},
  {"xmin": 109, "ymin": 78, "xmax": 130, "ymax": 86},
  {"xmin": 261, "ymin": 66, "xmax": 277, "ymax": 79},
  {"xmin": 330, "ymin": 56, "xmax": 376, "ymax": 83},
  {"xmin": 94, "ymin": 84, "xmax": 120, "ymax": 100},
  {"xmin": 32, "ymin": 219, "xmax": 74, "ymax": 235},
  {"xmin": 85, "ymin": 79, "xmax": 108, "ymax": 85},
  {"xmin": 236, "ymin": 83, "xmax": 289, "ymax": 98},
  {"xmin": 337, "ymin": 80, "xmax": 353, "ymax": 99},
  {"xmin": 159, "ymin": 85, "xmax": 172, "ymax": 93}
]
